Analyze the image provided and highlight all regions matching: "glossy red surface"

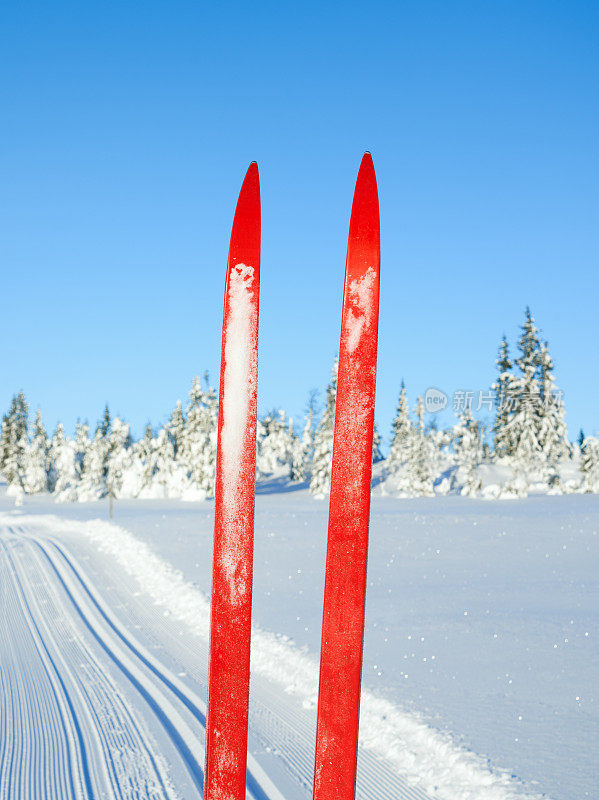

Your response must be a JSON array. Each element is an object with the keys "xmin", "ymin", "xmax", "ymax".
[
  {"xmin": 313, "ymin": 153, "xmax": 380, "ymax": 800},
  {"xmin": 204, "ymin": 162, "xmax": 261, "ymax": 800}
]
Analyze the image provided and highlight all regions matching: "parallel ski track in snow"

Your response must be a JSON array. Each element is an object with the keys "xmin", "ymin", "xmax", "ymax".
[
  {"xmin": 0, "ymin": 511, "xmax": 549, "ymax": 800},
  {"xmin": 0, "ymin": 524, "xmax": 284, "ymax": 800},
  {"xmin": 40, "ymin": 523, "xmax": 431, "ymax": 800},
  {"xmin": 0, "ymin": 518, "xmax": 434, "ymax": 800}
]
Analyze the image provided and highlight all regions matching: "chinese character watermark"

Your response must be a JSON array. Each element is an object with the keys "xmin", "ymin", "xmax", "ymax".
[{"xmin": 425, "ymin": 387, "xmax": 565, "ymax": 414}]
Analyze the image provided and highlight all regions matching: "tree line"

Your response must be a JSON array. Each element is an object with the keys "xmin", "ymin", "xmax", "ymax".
[{"xmin": 2, "ymin": 309, "xmax": 598, "ymax": 502}]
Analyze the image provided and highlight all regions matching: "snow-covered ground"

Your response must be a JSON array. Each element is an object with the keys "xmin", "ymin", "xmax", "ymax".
[{"xmin": 0, "ymin": 485, "xmax": 596, "ymax": 799}]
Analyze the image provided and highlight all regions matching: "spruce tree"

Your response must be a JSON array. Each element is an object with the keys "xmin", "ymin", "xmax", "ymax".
[
  {"xmin": 180, "ymin": 376, "xmax": 218, "ymax": 495},
  {"xmin": 100, "ymin": 404, "xmax": 111, "ymax": 437},
  {"xmin": 23, "ymin": 408, "xmax": 49, "ymax": 494},
  {"xmin": 78, "ymin": 417, "xmax": 110, "ymax": 501},
  {"xmin": 289, "ymin": 416, "xmax": 307, "ymax": 482},
  {"xmin": 106, "ymin": 417, "xmax": 132, "ymax": 498},
  {"xmin": 300, "ymin": 408, "xmax": 315, "ymax": 466},
  {"xmin": 256, "ymin": 410, "xmax": 299, "ymax": 479},
  {"xmin": 386, "ymin": 396, "xmax": 435, "ymax": 497},
  {"xmin": 168, "ymin": 400, "xmax": 186, "ymax": 461},
  {"xmin": 537, "ymin": 341, "xmax": 569, "ymax": 475},
  {"xmin": 291, "ymin": 394, "xmax": 317, "ymax": 484},
  {"xmin": 372, "ymin": 421, "xmax": 383, "ymax": 463},
  {"xmin": 293, "ymin": 390, "xmax": 319, "ymax": 483},
  {"xmin": 388, "ymin": 381, "xmax": 411, "ymax": 470},
  {"xmin": 256, "ymin": 412, "xmax": 275, "ymax": 476},
  {"xmin": 519, "ymin": 307, "xmax": 543, "ymax": 381},
  {"xmin": 453, "ymin": 409, "xmax": 483, "ymax": 495},
  {"xmin": 0, "ymin": 392, "xmax": 29, "ymax": 489},
  {"xmin": 49, "ymin": 423, "xmax": 77, "ymax": 499},
  {"xmin": 310, "ymin": 360, "xmax": 337, "ymax": 497},
  {"xmin": 410, "ymin": 396, "xmax": 435, "ymax": 495},
  {"xmin": 385, "ymin": 385, "xmax": 433, "ymax": 496},
  {"xmin": 581, "ymin": 436, "xmax": 599, "ymax": 493},
  {"xmin": 74, "ymin": 422, "xmax": 90, "ymax": 482},
  {"xmin": 504, "ymin": 308, "xmax": 543, "ymax": 469},
  {"xmin": 429, "ymin": 425, "xmax": 453, "ymax": 479},
  {"xmin": 492, "ymin": 337, "xmax": 516, "ymax": 458},
  {"xmin": 153, "ymin": 426, "xmax": 176, "ymax": 494},
  {"xmin": 137, "ymin": 423, "xmax": 157, "ymax": 493}
]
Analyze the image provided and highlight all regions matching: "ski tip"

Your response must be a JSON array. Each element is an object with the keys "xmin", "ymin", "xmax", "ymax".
[
  {"xmin": 360, "ymin": 152, "xmax": 374, "ymax": 171},
  {"xmin": 358, "ymin": 152, "xmax": 376, "ymax": 182},
  {"xmin": 236, "ymin": 161, "xmax": 260, "ymax": 213},
  {"xmin": 227, "ymin": 161, "xmax": 261, "ymax": 274},
  {"xmin": 354, "ymin": 152, "xmax": 378, "ymax": 214},
  {"xmin": 241, "ymin": 161, "xmax": 260, "ymax": 193},
  {"xmin": 347, "ymin": 151, "xmax": 379, "ymax": 261}
]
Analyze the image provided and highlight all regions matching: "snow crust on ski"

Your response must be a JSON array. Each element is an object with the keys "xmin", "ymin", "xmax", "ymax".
[
  {"xmin": 205, "ymin": 162, "xmax": 261, "ymax": 800},
  {"xmin": 313, "ymin": 153, "xmax": 380, "ymax": 800}
]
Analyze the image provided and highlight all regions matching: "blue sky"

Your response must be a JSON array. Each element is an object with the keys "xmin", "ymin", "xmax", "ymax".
[{"xmin": 2, "ymin": 0, "xmax": 598, "ymax": 443}]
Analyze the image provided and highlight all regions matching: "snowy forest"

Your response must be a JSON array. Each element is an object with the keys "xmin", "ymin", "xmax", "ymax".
[{"xmin": 2, "ymin": 308, "xmax": 599, "ymax": 503}]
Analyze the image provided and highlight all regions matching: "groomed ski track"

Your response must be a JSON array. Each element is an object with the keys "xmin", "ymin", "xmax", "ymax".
[{"xmin": 0, "ymin": 518, "xmax": 432, "ymax": 800}]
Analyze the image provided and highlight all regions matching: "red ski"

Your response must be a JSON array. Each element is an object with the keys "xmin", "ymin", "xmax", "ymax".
[
  {"xmin": 313, "ymin": 153, "xmax": 381, "ymax": 800},
  {"xmin": 205, "ymin": 162, "xmax": 261, "ymax": 800}
]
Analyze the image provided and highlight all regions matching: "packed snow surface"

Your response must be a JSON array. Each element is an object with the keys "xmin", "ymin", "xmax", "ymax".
[{"xmin": 0, "ymin": 488, "xmax": 596, "ymax": 799}]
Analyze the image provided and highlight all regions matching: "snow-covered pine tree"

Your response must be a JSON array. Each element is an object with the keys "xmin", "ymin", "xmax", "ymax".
[
  {"xmin": 289, "ymin": 416, "xmax": 306, "ymax": 482},
  {"xmin": 74, "ymin": 422, "xmax": 90, "ymax": 482},
  {"xmin": 537, "ymin": 341, "xmax": 569, "ymax": 478},
  {"xmin": 168, "ymin": 400, "xmax": 186, "ymax": 461},
  {"xmin": 0, "ymin": 392, "xmax": 29, "ymax": 490},
  {"xmin": 309, "ymin": 360, "xmax": 337, "ymax": 498},
  {"xmin": 0, "ymin": 418, "xmax": 7, "ymax": 481},
  {"xmin": 282, "ymin": 412, "xmax": 300, "ymax": 477},
  {"xmin": 78, "ymin": 418, "xmax": 110, "ymax": 501},
  {"xmin": 291, "ymin": 390, "xmax": 319, "ymax": 483},
  {"xmin": 423, "ymin": 415, "xmax": 452, "ymax": 486},
  {"xmin": 256, "ymin": 412, "xmax": 275, "ymax": 477},
  {"xmin": 256, "ymin": 410, "xmax": 298, "ymax": 479},
  {"xmin": 492, "ymin": 336, "xmax": 516, "ymax": 458},
  {"xmin": 453, "ymin": 409, "xmax": 483, "ymax": 495},
  {"xmin": 299, "ymin": 414, "xmax": 314, "ymax": 474},
  {"xmin": 153, "ymin": 426, "xmax": 176, "ymax": 496},
  {"xmin": 49, "ymin": 423, "xmax": 78, "ymax": 500},
  {"xmin": 106, "ymin": 417, "xmax": 132, "ymax": 498},
  {"xmin": 385, "ymin": 394, "xmax": 435, "ymax": 497},
  {"xmin": 180, "ymin": 377, "xmax": 202, "ymax": 489},
  {"xmin": 409, "ymin": 396, "xmax": 435, "ymax": 496},
  {"xmin": 23, "ymin": 408, "xmax": 49, "ymax": 494},
  {"xmin": 134, "ymin": 423, "xmax": 157, "ymax": 495},
  {"xmin": 372, "ymin": 421, "xmax": 383, "ymax": 463},
  {"xmin": 180, "ymin": 375, "xmax": 218, "ymax": 497},
  {"xmin": 388, "ymin": 382, "xmax": 411, "ymax": 470},
  {"xmin": 503, "ymin": 308, "xmax": 543, "ymax": 473},
  {"xmin": 155, "ymin": 399, "xmax": 189, "ymax": 497},
  {"xmin": 580, "ymin": 436, "xmax": 599, "ymax": 493},
  {"xmin": 100, "ymin": 404, "xmax": 111, "ymax": 437}
]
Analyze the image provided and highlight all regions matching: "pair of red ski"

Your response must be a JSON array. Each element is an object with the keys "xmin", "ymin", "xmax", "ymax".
[{"xmin": 205, "ymin": 153, "xmax": 380, "ymax": 800}]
